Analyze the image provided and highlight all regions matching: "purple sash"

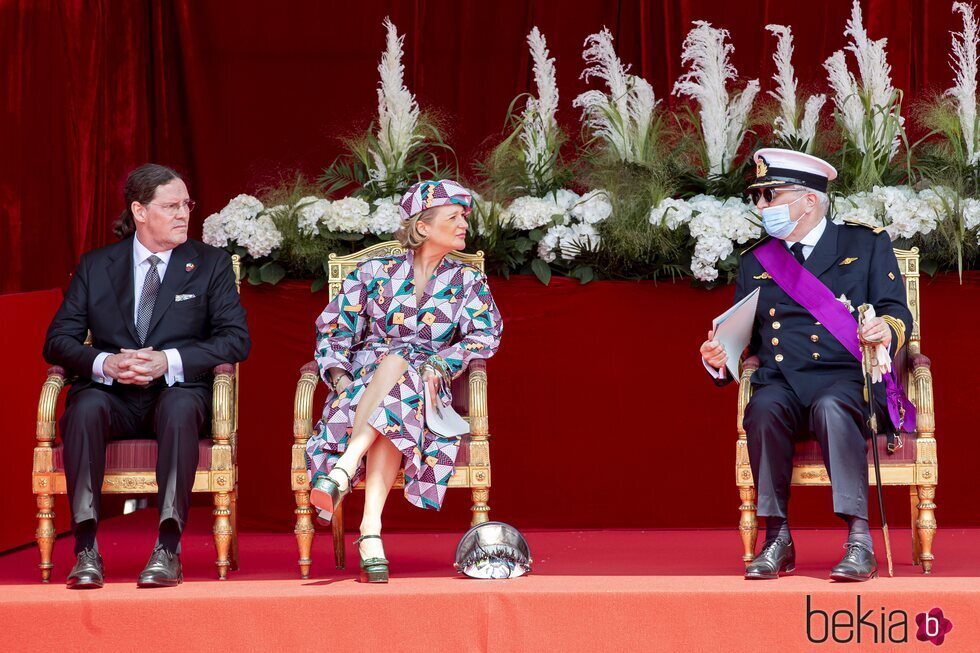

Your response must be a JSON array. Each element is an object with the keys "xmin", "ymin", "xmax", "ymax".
[{"xmin": 753, "ymin": 239, "xmax": 916, "ymax": 432}]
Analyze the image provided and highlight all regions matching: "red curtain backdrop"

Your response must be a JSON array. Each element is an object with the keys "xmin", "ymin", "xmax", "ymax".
[{"xmin": 1, "ymin": 0, "xmax": 966, "ymax": 293}]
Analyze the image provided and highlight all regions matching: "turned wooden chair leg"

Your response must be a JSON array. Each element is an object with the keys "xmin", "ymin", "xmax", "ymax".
[
  {"xmin": 739, "ymin": 485, "xmax": 758, "ymax": 566},
  {"xmin": 916, "ymin": 484, "xmax": 937, "ymax": 574},
  {"xmin": 36, "ymin": 493, "xmax": 56, "ymax": 583},
  {"xmin": 470, "ymin": 487, "xmax": 490, "ymax": 527},
  {"xmin": 910, "ymin": 485, "xmax": 921, "ymax": 565},
  {"xmin": 332, "ymin": 502, "xmax": 345, "ymax": 570},
  {"xmin": 294, "ymin": 488, "xmax": 315, "ymax": 578},
  {"xmin": 213, "ymin": 491, "xmax": 233, "ymax": 580},
  {"xmin": 229, "ymin": 489, "xmax": 240, "ymax": 572}
]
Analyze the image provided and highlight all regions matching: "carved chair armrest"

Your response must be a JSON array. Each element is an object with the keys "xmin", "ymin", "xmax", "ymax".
[
  {"xmin": 736, "ymin": 357, "xmax": 759, "ymax": 437},
  {"xmin": 211, "ymin": 364, "xmax": 236, "ymax": 444},
  {"xmin": 466, "ymin": 359, "xmax": 489, "ymax": 438},
  {"xmin": 294, "ymin": 361, "xmax": 320, "ymax": 444},
  {"xmin": 37, "ymin": 366, "xmax": 67, "ymax": 445},
  {"xmin": 909, "ymin": 353, "xmax": 935, "ymax": 436}
]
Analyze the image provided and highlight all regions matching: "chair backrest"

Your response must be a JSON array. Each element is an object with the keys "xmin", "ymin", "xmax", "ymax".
[
  {"xmin": 326, "ymin": 242, "xmax": 485, "ymax": 300},
  {"xmin": 892, "ymin": 247, "xmax": 920, "ymax": 396}
]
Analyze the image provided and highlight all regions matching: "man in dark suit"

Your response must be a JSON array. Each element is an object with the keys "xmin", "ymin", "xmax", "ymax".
[
  {"xmin": 700, "ymin": 149, "xmax": 913, "ymax": 582},
  {"xmin": 44, "ymin": 163, "xmax": 251, "ymax": 588}
]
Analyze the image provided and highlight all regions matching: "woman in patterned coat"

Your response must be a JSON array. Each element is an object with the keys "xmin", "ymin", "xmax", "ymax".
[{"xmin": 305, "ymin": 180, "xmax": 503, "ymax": 582}]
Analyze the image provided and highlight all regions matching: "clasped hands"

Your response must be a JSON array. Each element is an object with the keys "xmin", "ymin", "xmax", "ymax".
[{"xmin": 103, "ymin": 347, "xmax": 169, "ymax": 385}]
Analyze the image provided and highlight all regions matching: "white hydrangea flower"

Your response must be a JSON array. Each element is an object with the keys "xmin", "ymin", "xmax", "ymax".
[
  {"xmin": 545, "ymin": 188, "xmax": 581, "ymax": 212},
  {"xmin": 570, "ymin": 189, "xmax": 613, "ymax": 224},
  {"xmin": 242, "ymin": 215, "xmax": 283, "ymax": 258},
  {"xmin": 296, "ymin": 196, "xmax": 329, "ymax": 237},
  {"xmin": 537, "ymin": 223, "xmax": 568, "ymax": 262},
  {"xmin": 368, "ymin": 197, "xmax": 402, "ymax": 235},
  {"xmin": 559, "ymin": 222, "xmax": 601, "ymax": 260},
  {"xmin": 649, "ymin": 197, "xmax": 694, "ymax": 229},
  {"xmin": 323, "ymin": 196, "xmax": 371, "ymax": 233},
  {"xmin": 202, "ymin": 212, "xmax": 229, "ymax": 248},
  {"xmin": 202, "ymin": 194, "xmax": 266, "ymax": 251},
  {"xmin": 502, "ymin": 195, "xmax": 565, "ymax": 230}
]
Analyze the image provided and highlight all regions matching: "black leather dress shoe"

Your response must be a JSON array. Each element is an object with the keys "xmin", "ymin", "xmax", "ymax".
[
  {"xmin": 830, "ymin": 542, "xmax": 878, "ymax": 582},
  {"xmin": 66, "ymin": 548, "xmax": 104, "ymax": 589},
  {"xmin": 744, "ymin": 538, "xmax": 795, "ymax": 580},
  {"xmin": 137, "ymin": 545, "xmax": 183, "ymax": 588}
]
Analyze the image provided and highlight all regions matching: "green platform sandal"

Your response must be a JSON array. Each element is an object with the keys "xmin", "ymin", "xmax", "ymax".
[
  {"xmin": 310, "ymin": 467, "xmax": 352, "ymax": 516},
  {"xmin": 355, "ymin": 534, "xmax": 389, "ymax": 583}
]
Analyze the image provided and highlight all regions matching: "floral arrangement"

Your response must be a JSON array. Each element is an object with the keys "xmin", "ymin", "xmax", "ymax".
[
  {"xmin": 206, "ymin": 8, "xmax": 980, "ymax": 290},
  {"xmin": 765, "ymin": 24, "xmax": 825, "ymax": 155}
]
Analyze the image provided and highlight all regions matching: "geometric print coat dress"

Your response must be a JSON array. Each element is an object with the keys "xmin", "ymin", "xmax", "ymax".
[{"xmin": 305, "ymin": 249, "xmax": 503, "ymax": 520}]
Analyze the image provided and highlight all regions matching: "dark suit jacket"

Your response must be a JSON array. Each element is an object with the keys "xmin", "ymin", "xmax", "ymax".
[
  {"xmin": 43, "ymin": 237, "xmax": 251, "ymax": 395},
  {"xmin": 718, "ymin": 219, "xmax": 913, "ymax": 407}
]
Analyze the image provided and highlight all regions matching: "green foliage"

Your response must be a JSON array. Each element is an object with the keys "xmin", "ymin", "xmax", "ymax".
[
  {"xmin": 829, "ymin": 89, "xmax": 913, "ymax": 194},
  {"xmin": 318, "ymin": 113, "xmax": 459, "ymax": 203}
]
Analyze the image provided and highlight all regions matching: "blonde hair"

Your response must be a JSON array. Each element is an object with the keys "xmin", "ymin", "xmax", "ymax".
[{"xmin": 395, "ymin": 208, "xmax": 437, "ymax": 249}]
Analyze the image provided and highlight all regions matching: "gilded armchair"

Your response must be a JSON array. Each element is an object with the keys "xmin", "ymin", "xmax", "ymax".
[
  {"xmin": 32, "ymin": 256, "xmax": 243, "ymax": 581},
  {"xmin": 735, "ymin": 247, "xmax": 938, "ymax": 573},
  {"xmin": 291, "ymin": 241, "xmax": 493, "ymax": 576}
]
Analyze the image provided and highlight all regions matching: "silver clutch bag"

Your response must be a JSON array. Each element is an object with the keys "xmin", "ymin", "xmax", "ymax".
[{"xmin": 453, "ymin": 521, "xmax": 532, "ymax": 579}]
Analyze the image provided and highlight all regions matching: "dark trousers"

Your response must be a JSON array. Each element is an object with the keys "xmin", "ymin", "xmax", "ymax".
[
  {"xmin": 743, "ymin": 379, "xmax": 880, "ymax": 521},
  {"xmin": 60, "ymin": 382, "xmax": 209, "ymax": 539}
]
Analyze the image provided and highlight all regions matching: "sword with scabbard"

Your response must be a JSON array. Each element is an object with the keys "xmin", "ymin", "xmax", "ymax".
[{"xmin": 857, "ymin": 304, "xmax": 895, "ymax": 577}]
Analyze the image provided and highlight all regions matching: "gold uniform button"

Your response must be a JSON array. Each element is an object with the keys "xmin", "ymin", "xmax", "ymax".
[
  {"xmin": 771, "ymin": 337, "xmax": 779, "ymax": 346},
  {"xmin": 772, "ymin": 321, "xmax": 781, "ymax": 330},
  {"xmin": 769, "ymin": 308, "xmax": 776, "ymax": 317},
  {"xmin": 775, "ymin": 354, "xmax": 784, "ymax": 362},
  {"xmin": 812, "ymin": 353, "xmax": 821, "ymax": 361},
  {"xmin": 810, "ymin": 334, "xmax": 819, "ymax": 343}
]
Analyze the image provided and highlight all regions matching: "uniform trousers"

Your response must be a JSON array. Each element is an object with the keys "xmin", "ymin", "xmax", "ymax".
[
  {"xmin": 59, "ymin": 381, "xmax": 209, "ymax": 537},
  {"xmin": 742, "ymin": 379, "xmax": 884, "ymax": 521}
]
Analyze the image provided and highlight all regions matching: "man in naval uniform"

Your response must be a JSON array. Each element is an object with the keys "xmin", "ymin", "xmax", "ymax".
[{"xmin": 699, "ymin": 148, "xmax": 914, "ymax": 581}]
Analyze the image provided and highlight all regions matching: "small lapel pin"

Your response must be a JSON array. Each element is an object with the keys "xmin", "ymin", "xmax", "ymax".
[
  {"xmin": 753, "ymin": 272, "xmax": 773, "ymax": 280},
  {"xmin": 839, "ymin": 257, "xmax": 859, "ymax": 266},
  {"xmin": 888, "ymin": 271, "xmax": 896, "ymax": 280},
  {"xmin": 185, "ymin": 262, "xmax": 196, "ymax": 272}
]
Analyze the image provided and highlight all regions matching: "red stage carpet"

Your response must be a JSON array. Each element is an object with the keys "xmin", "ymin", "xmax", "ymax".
[{"xmin": 1, "ymin": 508, "xmax": 978, "ymax": 652}]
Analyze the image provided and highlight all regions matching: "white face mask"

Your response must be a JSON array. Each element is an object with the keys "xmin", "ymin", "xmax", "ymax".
[{"xmin": 760, "ymin": 194, "xmax": 809, "ymax": 239}]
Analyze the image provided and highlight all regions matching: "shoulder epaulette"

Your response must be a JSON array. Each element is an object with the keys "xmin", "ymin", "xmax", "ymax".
[
  {"xmin": 842, "ymin": 219, "xmax": 886, "ymax": 234},
  {"xmin": 740, "ymin": 235, "xmax": 773, "ymax": 256}
]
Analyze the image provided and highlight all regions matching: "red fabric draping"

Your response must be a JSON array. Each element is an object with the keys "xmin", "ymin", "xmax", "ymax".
[
  {"xmin": 232, "ymin": 272, "xmax": 980, "ymax": 533},
  {"xmin": 2, "ymin": 0, "xmax": 966, "ymax": 293},
  {"xmin": 3, "ymin": 274, "xmax": 977, "ymax": 551}
]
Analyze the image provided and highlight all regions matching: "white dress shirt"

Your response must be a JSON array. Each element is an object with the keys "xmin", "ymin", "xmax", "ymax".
[
  {"xmin": 92, "ymin": 235, "xmax": 185, "ymax": 386},
  {"xmin": 702, "ymin": 217, "xmax": 829, "ymax": 379}
]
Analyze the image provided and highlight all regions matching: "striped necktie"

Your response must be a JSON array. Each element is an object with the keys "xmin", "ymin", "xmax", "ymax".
[{"xmin": 136, "ymin": 255, "xmax": 162, "ymax": 344}]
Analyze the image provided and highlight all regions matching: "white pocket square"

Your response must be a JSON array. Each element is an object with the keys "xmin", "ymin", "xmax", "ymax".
[{"xmin": 175, "ymin": 294, "xmax": 197, "ymax": 302}]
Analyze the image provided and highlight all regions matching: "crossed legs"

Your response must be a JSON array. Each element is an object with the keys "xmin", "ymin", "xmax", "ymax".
[{"xmin": 327, "ymin": 354, "xmax": 409, "ymax": 560}]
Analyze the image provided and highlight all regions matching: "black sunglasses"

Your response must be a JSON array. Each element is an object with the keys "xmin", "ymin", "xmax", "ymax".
[{"xmin": 748, "ymin": 187, "xmax": 802, "ymax": 204}]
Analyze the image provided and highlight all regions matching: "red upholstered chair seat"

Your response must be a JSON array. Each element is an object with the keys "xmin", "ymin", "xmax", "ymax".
[
  {"xmin": 51, "ymin": 439, "xmax": 214, "ymax": 472},
  {"xmin": 793, "ymin": 433, "xmax": 917, "ymax": 465}
]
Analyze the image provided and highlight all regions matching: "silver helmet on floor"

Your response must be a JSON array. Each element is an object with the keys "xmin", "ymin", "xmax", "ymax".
[{"xmin": 453, "ymin": 521, "xmax": 532, "ymax": 579}]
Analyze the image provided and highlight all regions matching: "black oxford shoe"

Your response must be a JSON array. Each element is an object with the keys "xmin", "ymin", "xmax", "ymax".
[
  {"xmin": 830, "ymin": 542, "xmax": 878, "ymax": 582},
  {"xmin": 136, "ymin": 545, "xmax": 183, "ymax": 588},
  {"xmin": 66, "ymin": 548, "xmax": 104, "ymax": 589},
  {"xmin": 744, "ymin": 538, "xmax": 795, "ymax": 580}
]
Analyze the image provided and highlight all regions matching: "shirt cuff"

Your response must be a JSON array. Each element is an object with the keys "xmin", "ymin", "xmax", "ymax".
[
  {"xmin": 92, "ymin": 352, "xmax": 113, "ymax": 385},
  {"xmin": 163, "ymin": 349, "xmax": 184, "ymax": 386},
  {"xmin": 702, "ymin": 357, "xmax": 727, "ymax": 380}
]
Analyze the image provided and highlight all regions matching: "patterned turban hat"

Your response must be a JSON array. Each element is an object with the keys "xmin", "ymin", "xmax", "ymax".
[{"xmin": 398, "ymin": 180, "xmax": 473, "ymax": 221}]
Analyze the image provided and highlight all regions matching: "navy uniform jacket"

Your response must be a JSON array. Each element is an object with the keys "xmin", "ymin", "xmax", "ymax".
[{"xmin": 717, "ymin": 218, "xmax": 913, "ymax": 407}]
